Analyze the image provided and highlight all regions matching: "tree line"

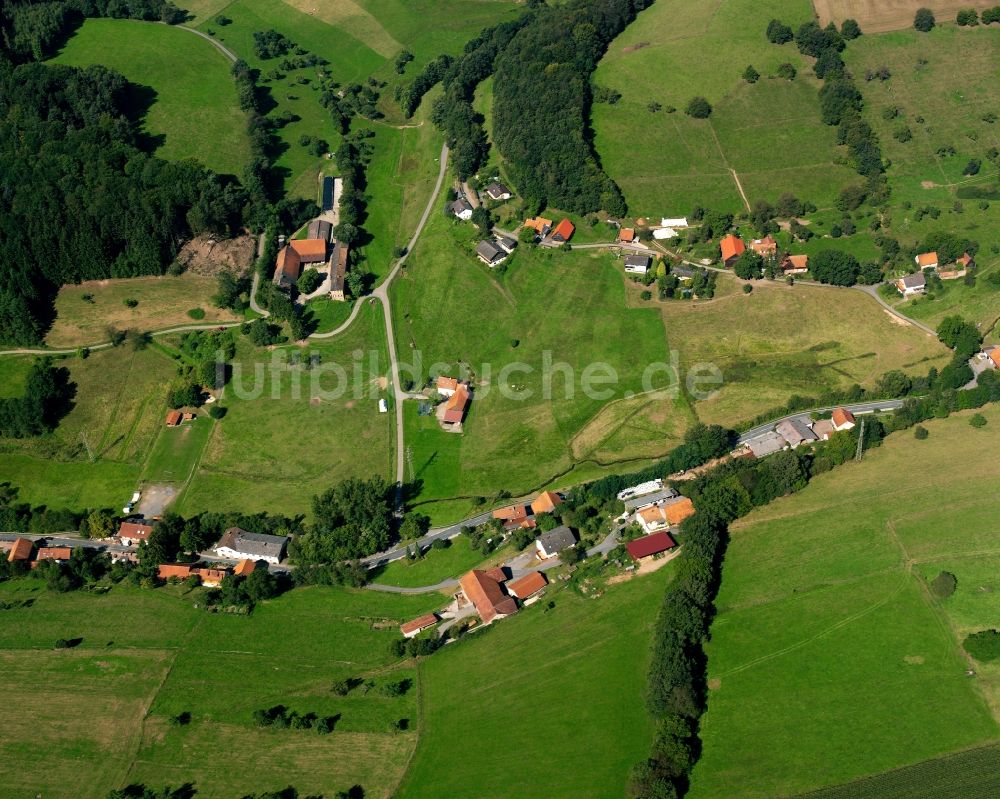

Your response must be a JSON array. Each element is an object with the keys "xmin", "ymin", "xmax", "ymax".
[
  {"xmin": 0, "ymin": 359, "xmax": 75, "ymax": 437},
  {"xmin": 0, "ymin": 61, "xmax": 247, "ymax": 344}
]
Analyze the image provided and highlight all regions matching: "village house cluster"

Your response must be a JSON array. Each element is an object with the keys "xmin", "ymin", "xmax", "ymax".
[
  {"xmin": 740, "ymin": 406, "xmax": 859, "ymax": 458},
  {"xmin": 273, "ymin": 183, "xmax": 350, "ymax": 302}
]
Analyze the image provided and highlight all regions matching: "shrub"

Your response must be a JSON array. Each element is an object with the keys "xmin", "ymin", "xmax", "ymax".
[
  {"xmin": 776, "ymin": 62, "xmax": 796, "ymax": 80},
  {"xmin": 187, "ymin": 307, "xmax": 206, "ymax": 320},
  {"xmin": 930, "ymin": 571, "xmax": 957, "ymax": 599},
  {"xmin": 743, "ymin": 65, "xmax": 760, "ymax": 83},
  {"xmin": 965, "ymin": 629, "xmax": 1000, "ymax": 661},
  {"xmin": 914, "ymin": 425, "xmax": 929, "ymax": 439},
  {"xmin": 640, "ymin": 290, "xmax": 653, "ymax": 301},
  {"xmin": 766, "ymin": 19, "xmax": 794, "ymax": 44},
  {"xmin": 124, "ymin": 298, "xmax": 139, "ymax": 308},
  {"xmin": 957, "ymin": 8, "xmax": 980, "ymax": 25},
  {"xmin": 964, "ymin": 159, "xmax": 982, "ymax": 176},
  {"xmin": 742, "ymin": 284, "xmax": 753, "ymax": 294},
  {"xmin": 914, "ymin": 8, "xmax": 936, "ymax": 31},
  {"xmin": 208, "ymin": 405, "xmax": 227, "ymax": 419},
  {"xmin": 685, "ymin": 97, "xmax": 712, "ymax": 118},
  {"xmin": 841, "ymin": 18, "xmax": 862, "ymax": 39},
  {"xmin": 970, "ymin": 413, "xmax": 988, "ymax": 428},
  {"xmin": 169, "ymin": 711, "xmax": 192, "ymax": 726}
]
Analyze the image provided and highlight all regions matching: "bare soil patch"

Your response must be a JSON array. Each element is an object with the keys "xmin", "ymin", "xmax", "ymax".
[
  {"xmin": 622, "ymin": 41, "xmax": 650, "ymax": 53},
  {"xmin": 174, "ymin": 234, "xmax": 255, "ymax": 276},
  {"xmin": 813, "ymin": 0, "xmax": 1000, "ymax": 33}
]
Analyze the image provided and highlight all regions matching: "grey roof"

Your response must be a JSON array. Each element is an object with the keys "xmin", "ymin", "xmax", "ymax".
[
  {"xmin": 747, "ymin": 431, "xmax": 786, "ymax": 458},
  {"xmin": 900, "ymin": 272, "xmax": 926, "ymax": 289},
  {"xmin": 537, "ymin": 526, "xmax": 577, "ymax": 553},
  {"xmin": 476, "ymin": 240, "xmax": 503, "ymax": 263},
  {"xmin": 672, "ymin": 265, "xmax": 695, "ymax": 279},
  {"xmin": 776, "ymin": 418, "xmax": 817, "ymax": 446},
  {"xmin": 496, "ymin": 234, "xmax": 517, "ymax": 252},
  {"xmin": 485, "ymin": 181, "xmax": 512, "ymax": 198},
  {"xmin": 623, "ymin": 487, "xmax": 679, "ymax": 512},
  {"xmin": 452, "ymin": 198, "xmax": 473, "ymax": 215},
  {"xmin": 217, "ymin": 527, "xmax": 287, "ymax": 559},
  {"xmin": 624, "ymin": 254, "xmax": 652, "ymax": 269}
]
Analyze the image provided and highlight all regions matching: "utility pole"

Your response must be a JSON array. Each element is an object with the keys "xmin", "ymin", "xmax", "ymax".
[{"xmin": 855, "ymin": 416, "xmax": 866, "ymax": 462}]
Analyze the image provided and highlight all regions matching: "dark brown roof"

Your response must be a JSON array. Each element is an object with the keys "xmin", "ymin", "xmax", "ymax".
[
  {"xmin": 626, "ymin": 532, "xmax": 677, "ymax": 560},
  {"xmin": 118, "ymin": 522, "xmax": 154, "ymax": 541}
]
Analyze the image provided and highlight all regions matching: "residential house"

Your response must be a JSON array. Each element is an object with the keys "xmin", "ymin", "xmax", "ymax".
[
  {"xmin": 720, "ymin": 234, "xmax": 745, "ymax": 267},
  {"xmin": 750, "ymin": 235, "xmax": 777, "ymax": 258},
  {"xmin": 7, "ymin": 538, "xmax": 33, "ymax": 562},
  {"xmin": 483, "ymin": 566, "xmax": 508, "ymax": 584},
  {"xmin": 618, "ymin": 228, "xmax": 637, "ymax": 244},
  {"xmin": 35, "ymin": 546, "xmax": 72, "ymax": 562},
  {"xmin": 812, "ymin": 419, "xmax": 836, "ymax": 441},
  {"xmin": 551, "ymin": 219, "xmax": 575, "ymax": 243},
  {"xmin": 234, "ymin": 558, "xmax": 259, "ymax": 577},
  {"xmin": 441, "ymin": 383, "xmax": 471, "ymax": 426},
  {"xmin": 523, "ymin": 216, "xmax": 553, "ymax": 236},
  {"xmin": 915, "ymin": 251, "xmax": 939, "ymax": 270},
  {"xmin": 194, "ymin": 567, "xmax": 227, "ymax": 587},
  {"xmin": 896, "ymin": 272, "xmax": 927, "ymax": 297},
  {"xmin": 290, "ymin": 238, "xmax": 327, "ymax": 264},
  {"xmin": 507, "ymin": 571, "xmax": 547, "ymax": 600},
  {"xmin": 746, "ymin": 431, "xmax": 787, "ymax": 458},
  {"xmin": 986, "ymin": 348, "xmax": 1000, "ymax": 369},
  {"xmin": 458, "ymin": 569, "xmax": 517, "ymax": 624},
  {"xmin": 165, "ymin": 411, "xmax": 182, "ymax": 427},
  {"xmin": 118, "ymin": 521, "xmax": 155, "ymax": 546},
  {"xmin": 940, "ymin": 252, "xmax": 973, "ymax": 280},
  {"xmin": 636, "ymin": 505, "xmax": 669, "ymax": 534},
  {"xmin": 776, "ymin": 418, "xmax": 818, "ymax": 449},
  {"xmin": 215, "ymin": 527, "xmax": 287, "ymax": 565},
  {"xmin": 492, "ymin": 503, "xmax": 532, "ymax": 527},
  {"xmin": 400, "ymin": 613, "xmax": 438, "ymax": 638},
  {"xmin": 436, "ymin": 376, "xmax": 460, "ymax": 397},
  {"xmin": 495, "ymin": 234, "xmax": 518, "ymax": 254},
  {"xmin": 158, "ymin": 563, "xmax": 193, "ymax": 581},
  {"xmin": 664, "ymin": 496, "xmax": 696, "ymax": 526},
  {"xmin": 672, "ymin": 265, "xmax": 696, "ymax": 282},
  {"xmin": 624, "ymin": 254, "xmax": 652, "ymax": 275},
  {"xmin": 273, "ymin": 245, "xmax": 302, "ymax": 288},
  {"xmin": 476, "ymin": 240, "xmax": 506, "ymax": 266},
  {"xmin": 832, "ymin": 407, "xmax": 856, "ymax": 431},
  {"xmin": 531, "ymin": 491, "xmax": 563, "ymax": 516},
  {"xmin": 622, "ymin": 487, "xmax": 679, "ymax": 513},
  {"xmin": 451, "ymin": 198, "xmax": 474, "ymax": 220},
  {"xmin": 535, "ymin": 526, "xmax": 576, "ymax": 559},
  {"xmin": 307, "ymin": 219, "xmax": 332, "ymax": 242},
  {"xmin": 782, "ymin": 254, "xmax": 809, "ymax": 275},
  {"xmin": 626, "ymin": 531, "xmax": 677, "ymax": 563},
  {"xmin": 484, "ymin": 181, "xmax": 513, "ymax": 202},
  {"xmin": 660, "ymin": 217, "xmax": 689, "ymax": 229},
  {"xmin": 330, "ymin": 241, "xmax": 349, "ymax": 302}
]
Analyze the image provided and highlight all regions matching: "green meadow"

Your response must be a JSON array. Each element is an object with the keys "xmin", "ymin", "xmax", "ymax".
[
  {"xmin": 0, "ymin": 579, "xmax": 441, "ymax": 798},
  {"xmin": 50, "ymin": 18, "xmax": 251, "ymax": 176},
  {"xmin": 689, "ymin": 405, "xmax": 1000, "ymax": 799},
  {"xmin": 395, "ymin": 562, "xmax": 672, "ymax": 798},
  {"xmin": 592, "ymin": 0, "xmax": 856, "ymax": 217}
]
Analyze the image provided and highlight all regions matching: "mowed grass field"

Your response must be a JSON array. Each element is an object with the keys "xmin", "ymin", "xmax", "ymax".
[
  {"xmin": 50, "ymin": 19, "xmax": 250, "ymax": 176},
  {"xmin": 592, "ymin": 0, "xmax": 857, "ymax": 217},
  {"xmin": 0, "ymin": 579, "xmax": 442, "ymax": 798},
  {"xmin": 0, "ymin": 348, "xmax": 178, "ymax": 510},
  {"xmin": 688, "ymin": 406, "xmax": 1000, "ymax": 799},
  {"xmin": 46, "ymin": 275, "xmax": 241, "ymax": 348},
  {"xmin": 395, "ymin": 563, "xmax": 672, "ymax": 798},
  {"xmin": 391, "ymin": 213, "xmax": 682, "ymax": 515},
  {"xmin": 661, "ymin": 275, "xmax": 950, "ymax": 426},
  {"xmin": 176, "ymin": 302, "xmax": 394, "ymax": 518}
]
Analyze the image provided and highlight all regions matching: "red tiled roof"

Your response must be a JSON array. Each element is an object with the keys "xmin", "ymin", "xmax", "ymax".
[
  {"xmin": 523, "ymin": 216, "xmax": 552, "ymax": 233},
  {"xmin": 234, "ymin": 559, "xmax": 257, "ymax": 576},
  {"xmin": 626, "ymin": 531, "xmax": 677, "ymax": 560},
  {"xmin": 194, "ymin": 568, "xmax": 228, "ymax": 584},
  {"xmin": 274, "ymin": 246, "xmax": 303, "ymax": 283},
  {"xmin": 166, "ymin": 410, "xmax": 182, "ymax": 426},
  {"xmin": 400, "ymin": 613, "xmax": 438, "ymax": 636},
  {"xmin": 916, "ymin": 251, "xmax": 938, "ymax": 267},
  {"xmin": 783, "ymin": 254, "xmax": 808, "ymax": 271},
  {"xmin": 118, "ymin": 522, "xmax": 154, "ymax": 541},
  {"xmin": 158, "ymin": 564, "xmax": 193, "ymax": 580},
  {"xmin": 289, "ymin": 238, "xmax": 328, "ymax": 262},
  {"xmin": 552, "ymin": 219, "xmax": 575, "ymax": 241},
  {"xmin": 483, "ymin": 566, "xmax": 508, "ymax": 584},
  {"xmin": 720, "ymin": 234, "xmax": 745, "ymax": 262},
  {"xmin": 442, "ymin": 384, "xmax": 470, "ymax": 424},
  {"xmin": 989, "ymin": 349, "xmax": 1000, "ymax": 369},
  {"xmin": 507, "ymin": 571, "xmax": 547, "ymax": 599},
  {"xmin": 35, "ymin": 546, "xmax": 72, "ymax": 561},
  {"xmin": 832, "ymin": 407, "xmax": 855, "ymax": 428},
  {"xmin": 618, "ymin": 228, "xmax": 636, "ymax": 243},
  {"xmin": 664, "ymin": 497, "xmax": 695, "ymax": 526},
  {"xmin": 531, "ymin": 491, "xmax": 563, "ymax": 515},
  {"xmin": 7, "ymin": 538, "xmax": 33, "ymax": 562},
  {"xmin": 437, "ymin": 376, "xmax": 459, "ymax": 393},
  {"xmin": 492, "ymin": 504, "xmax": 530, "ymax": 521},
  {"xmin": 459, "ymin": 569, "xmax": 517, "ymax": 624}
]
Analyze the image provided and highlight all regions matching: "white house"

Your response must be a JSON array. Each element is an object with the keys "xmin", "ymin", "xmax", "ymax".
[
  {"xmin": 215, "ymin": 527, "xmax": 287, "ymax": 565},
  {"xmin": 915, "ymin": 251, "xmax": 939, "ymax": 270},
  {"xmin": 637, "ymin": 505, "xmax": 669, "ymax": 534},
  {"xmin": 624, "ymin": 254, "xmax": 652, "ymax": 274},
  {"xmin": 831, "ymin": 407, "xmax": 856, "ymax": 432},
  {"xmin": 535, "ymin": 526, "xmax": 577, "ymax": 559},
  {"xmin": 483, "ymin": 181, "xmax": 513, "ymax": 202},
  {"xmin": 451, "ymin": 198, "xmax": 473, "ymax": 221},
  {"xmin": 896, "ymin": 272, "xmax": 926, "ymax": 297},
  {"xmin": 436, "ymin": 376, "xmax": 459, "ymax": 397}
]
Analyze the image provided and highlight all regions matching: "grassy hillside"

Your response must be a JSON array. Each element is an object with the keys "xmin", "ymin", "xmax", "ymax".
[
  {"xmin": 176, "ymin": 303, "xmax": 394, "ymax": 518},
  {"xmin": 661, "ymin": 274, "xmax": 950, "ymax": 426},
  {"xmin": 396, "ymin": 563, "xmax": 672, "ymax": 798},
  {"xmin": 0, "ymin": 579, "xmax": 441, "ymax": 798},
  {"xmin": 50, "ymin": 19, "xmax": 251, "ymax": 176},
  {"xmin": 688, "ymin": 405, "xmax": 1000, "ymax": 798},
  {"xmin": 592, "ymin": 0, "xmax": 856, "ymax": 217}
]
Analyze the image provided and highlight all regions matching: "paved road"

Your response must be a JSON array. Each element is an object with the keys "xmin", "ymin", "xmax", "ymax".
[
  {"xmin": 363, "ymin": 506, "xmax": 493, "ymax": 569},
  {"xmin": 738, "ymin": 399, "xmax": 906, "ymax": 443},
  {"xmin": 853, "ymin": 283, "xmax": 936, "ymax": 335}
]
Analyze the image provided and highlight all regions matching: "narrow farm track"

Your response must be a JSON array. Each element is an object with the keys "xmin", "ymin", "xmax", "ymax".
[{"xmin": 174, "ymin": 24, "xmax": 238, "ymax": 63}]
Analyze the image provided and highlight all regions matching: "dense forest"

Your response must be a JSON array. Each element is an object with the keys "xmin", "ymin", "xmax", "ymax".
[
  {"xmin": 491, "ymin": 0, "xmax": 648, "ymax": 215},
  {"xmin": 0, "ymin": 60, "xmax": 247, "ymax": 344}
]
